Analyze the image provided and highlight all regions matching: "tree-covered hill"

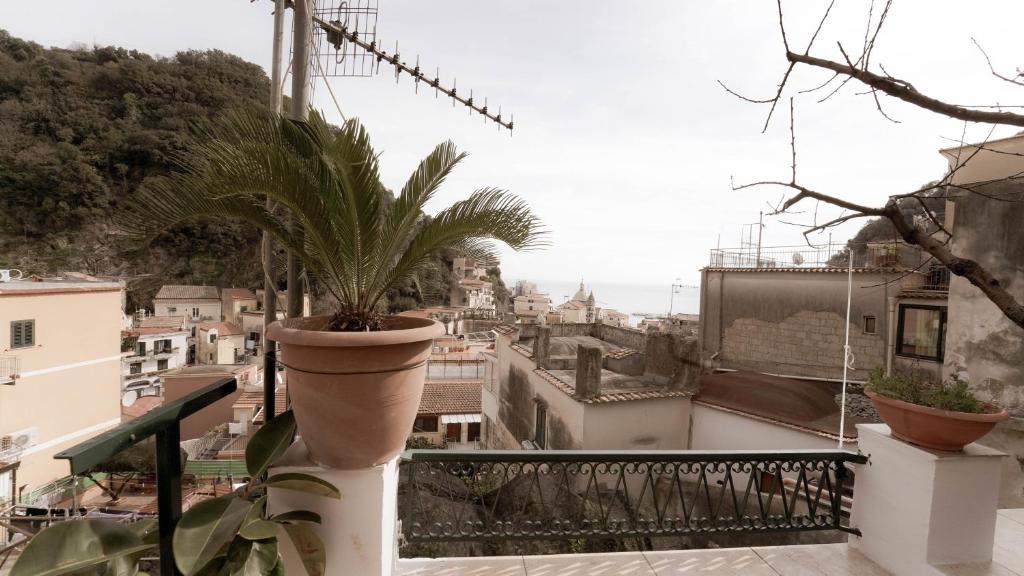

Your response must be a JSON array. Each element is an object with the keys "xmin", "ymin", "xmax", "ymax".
[{"xmin": 0, "ymin": 30, "xmax": 489, "ymax": 311}]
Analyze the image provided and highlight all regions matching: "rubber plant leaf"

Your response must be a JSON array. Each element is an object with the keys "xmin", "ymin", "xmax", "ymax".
[
  {"xmin": 280, "ymin": 523, "xmax": 326, "ymax": 576},
  {"xmin": 271, "ymin": 510, "xmax": 322, "ymax": 524},
  {"xmin": 10, "ymin": 519, "xmax": 153, "ymax": 576},
  {"xmin": 239, "ymin": 539, "xmax": 279, "ymax": 576},
  {"xmin": 245, "ymin": 410, "xmax": 297, "ymax": 478},
  {"xmin": 264, "ymin": 473, "xmax": 341, "ymax": 499},
  {"xmin": 173, "ymin": 495, "xmax": 253, "ymax": 576}
]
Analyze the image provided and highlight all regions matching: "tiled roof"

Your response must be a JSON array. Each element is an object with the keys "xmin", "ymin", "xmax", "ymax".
[
  {"xmin": 222, "ymin": 288, "xmax": 257, "ymax": 300},
  {"xmin": 511, "ymin": 343, "xmax": 533, "ymax": 357},
  {"xmin": 606, "ymin": 348, "xmax": 639, "ymax": 359},
  {"xmin": 493, "ymin": 324, "xmax": 517, "ymax": 335},
  {"xmin": 533, "ymin": 368, "xmax": 689, "ymax": 404},
  {"xmin": 232, "ymin": 387, "xmax": 289, "ymax": 424},
  {"xmin": 138, "ymin": 316, "xmax": 185, "ymax": 329},
  {"xmin": 605, "ymin": 310, "xmax": 629, "ymax": 319},
  {"xmin": 122, "ymin": 395, "xmax": 162, "ymax": 419},
  {"xmin": 155, "ymin": 285, "xmax": 219, "ymax": 300},
  {"xmin": 418, "ymin": 380, "xmax": 482, "ymax": 415},
  {"xmin": 129, "ymin": 327, "xmax": 185, "ymax": 336},
  {"xmin": 558, "ymin": 300, "xmax": 585, "ymax": 310},
  {"xmin": 197, "ymin": 322, "xmax": 242, "ymax": 337}
]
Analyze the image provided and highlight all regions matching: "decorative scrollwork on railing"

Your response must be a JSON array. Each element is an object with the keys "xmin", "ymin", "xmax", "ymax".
[{"xmin": 398, "ymin": 449, "xmax": 866, "ymax": 543}]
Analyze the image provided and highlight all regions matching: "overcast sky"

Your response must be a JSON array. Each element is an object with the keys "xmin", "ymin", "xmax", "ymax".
[{"xmin": 3, "ymin": 1, "xmax": 1022, "ymax": 286}]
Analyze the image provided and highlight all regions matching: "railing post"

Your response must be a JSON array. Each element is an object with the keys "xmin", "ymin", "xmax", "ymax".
[
  {"xmin": 155, "ymin": 423, "xmax": 183, "ymax": 576},
  {"xmin": 263, "ymin": 348, "xmax": 277, "ymax": 422}
]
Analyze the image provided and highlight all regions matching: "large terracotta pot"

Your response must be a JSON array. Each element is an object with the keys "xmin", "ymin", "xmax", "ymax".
[
  {"xmin": 267, "ymin": 315, "xmax": 444, "ymax": 469},
  {"xmin": 865, "ymin": 389, "xmax": 1009, "ymax": 452}
]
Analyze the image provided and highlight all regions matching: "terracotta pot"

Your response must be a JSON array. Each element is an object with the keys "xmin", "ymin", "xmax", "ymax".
[
  {"xmin": 865, "ymin": 389, "xmax": 1009, "ymax": 452},
  {"xmin": 267, "ymin": 315, "xmax": 444, "ymax": 469}
]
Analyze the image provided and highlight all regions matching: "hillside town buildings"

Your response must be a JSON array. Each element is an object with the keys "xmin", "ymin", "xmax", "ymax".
[
  {"xmin": 152, "ymin": 285, "xmax": 221, "ymax": 363},
  {"xmin": 449, "ymin": 257, "xmax": 496, "ymax": 312},
  {"xmin": 121, "ymin": 314, "xmax": 188, "ymax": 399},
  {"xmin": 221, "ymin": 287, "xmax": 258, "ymax": 326},
  {"xmin": 197, "ymin": 321, "xmax": 246, "ymax": 365}
]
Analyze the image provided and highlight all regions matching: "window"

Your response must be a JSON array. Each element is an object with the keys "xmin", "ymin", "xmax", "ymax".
[
  {"xmin": 467, "ymin": 422, "xmax": 481, "ymax": 442},
  {"xmin": 413, "ymin": 416, "xmax": 438, "ymax": 432},
  {"xmin": 129, "ymin": 363, "xmax": 142, "ymax": 375},
  {"xmin": 191, "ymin": 326, "xmax": 196, "ymax": 337},
  {"xmin": 896, "ymin": 304, "xmax": 947, "ymax": 361},
  {"xmin": 157, "ymin": 359, "xmax": 168, "ymax": 371},
  {"xmin": 10, "ymin": 320, "xmax": 34, "ymax": 349},
  {"xmin": 240, "ymin": 305, "xmax": 248, "ymax": 312},
  {"xmin": 209, "ymin": 334, "xmax": 217, "ymax": 344},
  {"xmin": 167, "ymin": 306, "xmax": 177, "ymax": 313},
  {"xmin": 863, "ymin": 315, "xmax": 877, "ymax": 335},
  {"xmin": 534, "ymin": 401, "xmax": 547, "ymax": 449},
  {"xmin": 156, "ymin": 339, "xmax": 172, "ymax": 354},
  {"xmin": 137, "ymin": 341, "xmax": 147, "ymax": 356},
  {"xmin": 192, "ymin": 307, "xmax": 200, "ymax": 319},
  {"xmin": 445, "ymin": 423, "xmax": 462, "ymax": 443},
  {"xmin": 249, "ymin": 332, "xmax": 261, "ymax": 345}
]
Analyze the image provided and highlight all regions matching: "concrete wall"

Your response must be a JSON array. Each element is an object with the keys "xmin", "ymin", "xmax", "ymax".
[
  {"xmin": 942, "ymin": 182, "xmax": 1024, "ymax": 507},
  {"xmin": 690, "ymin": 403, "xmax": 845, "ymax": 452},
  {"xmin": 701, "ymin": 270, "xmax": 894, "ymax": 380},
  {"xmin": 582, "ymin": 397, "xmax": 690, "ymax": 450},
  {"xmin": 163, "ymin": 366, "xmax": 254, "ymax": 440},
  {"xmin": 154, "ymin": 299, "xmax": 222, "ymax": 336},
  {"xmin": 0, "ymin": 286, "xmax": 123, "ymax": 492}
]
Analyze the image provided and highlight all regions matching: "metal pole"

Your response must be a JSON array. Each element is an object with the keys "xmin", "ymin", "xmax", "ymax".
[
  {"xmin": 286, "ymin": 0, "xmax": 313, "ymax": 319},
  {"xmin": 155, "ymin": 424, "xmax": 182, "ymax": 576},
  {"xmin": 756, "ymin": 211, "xmax": 763, "ymax": 266},
  {"xmin": 262, "ymin": 0, "xmax": 285, "ymax": 423}
]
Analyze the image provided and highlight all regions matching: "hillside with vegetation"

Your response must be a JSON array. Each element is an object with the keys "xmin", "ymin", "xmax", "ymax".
[{"xmin": 0, "ymin": 30, "xmax": 491, "ymax": 311}]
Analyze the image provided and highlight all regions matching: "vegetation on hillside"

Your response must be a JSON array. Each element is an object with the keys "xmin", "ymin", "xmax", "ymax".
[{"xmin": 0, "ymin": 30, "xmax": 503, "ymax": 312}]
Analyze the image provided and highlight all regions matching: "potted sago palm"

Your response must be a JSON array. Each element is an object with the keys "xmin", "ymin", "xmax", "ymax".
[
  {"xmin": 865, "ymin": 370, "xmax": 1008, "ymax": 451},
  {"xmin": 129, "ymin": 108, "xmax": 545, "ymax": 468}
]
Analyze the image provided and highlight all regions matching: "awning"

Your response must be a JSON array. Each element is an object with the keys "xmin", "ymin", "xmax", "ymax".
[{"xmin": 440, "ymin": 414, "xmax": 481, "ymax": 424}]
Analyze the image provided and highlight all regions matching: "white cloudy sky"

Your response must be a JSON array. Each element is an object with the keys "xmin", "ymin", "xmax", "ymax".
[{"xmin": 3, "ymin": 1, "xmax": 1022, "ymax": 286}]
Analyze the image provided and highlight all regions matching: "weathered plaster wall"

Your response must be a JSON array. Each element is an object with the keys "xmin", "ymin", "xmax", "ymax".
[
  {"xmin": 943, "ymin": 184, "xmax": 1024, "ymax": 507},
  {"xmin": 582, "ymin": 397, "xmax": 691, "ymax": 450},
  {"xmin": 690, "ymin": 403, "xmax": 845, "ymax": 451},
  {"xmin": 701, "ymin": 270, "xmax": 892, "ymax": 380}
]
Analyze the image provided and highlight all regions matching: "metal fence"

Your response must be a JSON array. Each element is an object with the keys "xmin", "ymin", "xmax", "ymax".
[
  {"xmin": 708, "ymin": 242, "xmax": 911, "ymax": 269},
  {"xmin": 399, "ymin": 449, "xmax": 865, "ymax": 545},
  {"xmin": 0, "ymin": 356, "xmax": 19, "ymax": 385}
]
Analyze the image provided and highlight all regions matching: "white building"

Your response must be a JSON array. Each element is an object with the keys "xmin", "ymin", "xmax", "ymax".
[
  {"xmin": 121, "ymin": 315, "xmax": 188, "ymax": 400},
  {"xmin": 152, "ymin": 285, "xmax": 221, "ymax": 363}
]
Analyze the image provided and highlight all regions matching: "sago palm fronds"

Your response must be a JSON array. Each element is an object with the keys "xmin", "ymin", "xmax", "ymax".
[{"xmin": 124, "ymin": 108, "xmax": 545, "ymax": 329}]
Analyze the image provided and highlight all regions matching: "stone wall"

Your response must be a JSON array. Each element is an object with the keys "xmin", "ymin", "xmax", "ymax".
[
  {"xmin": 594, "ymin": 324, "xmax": 648, "ymax": 350},
  {"xmin": 721, "ymin": 310, "xmax": 883, "ymax": 380}
]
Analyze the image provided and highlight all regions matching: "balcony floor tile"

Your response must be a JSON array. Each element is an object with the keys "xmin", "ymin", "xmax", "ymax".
[
  {"xmin": 523, "ymin": 551, "xmax": 654, "ymax": 576},
  {"xmin": 752, "ymin": 543, "xmax": 890, "ymax": 576},
  {"xmin": 398, "ymin": 556, "xmax": 527, "ymax": 576},
  {"xmin": 644, "ymin": 548, "xmax": 776, "ymax": 575}
]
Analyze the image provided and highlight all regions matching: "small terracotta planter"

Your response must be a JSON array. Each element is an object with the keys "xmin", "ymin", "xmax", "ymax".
[
  {"xmin": 267, "ymin": 315, "xmax": 444, "ymax": 469},
  {"xmin": 865, "ymin": 389, "xmax": 1009, "ymax": 452}
]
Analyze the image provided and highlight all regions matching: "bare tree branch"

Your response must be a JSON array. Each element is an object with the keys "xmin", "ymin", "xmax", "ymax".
[{"xmin": 972, "ymin": 37, "xmax": 1024, "ymax": 87}]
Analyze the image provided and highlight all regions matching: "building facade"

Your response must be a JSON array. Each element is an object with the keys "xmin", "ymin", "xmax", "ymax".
[
  {"xmin": 197, "ymin": 322, "xmax": 246, "ymax": 365},
  {"xmin": 0, "ymin": 279, "xmax": 123, "ymax": 500},
  {"xmin": 153, "ymin": 285, "xmax": 221, "ymax": 363},
  {"xmin": 221, "ymin": 288, "xmax": 258, "ymax": 326},
  {"xmin": 121, "ymin": 315, "xmax": 188, "ymax": 399}
]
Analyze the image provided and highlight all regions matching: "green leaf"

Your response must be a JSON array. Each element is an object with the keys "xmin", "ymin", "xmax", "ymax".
[
  {"xmin": 238, "ymin": 495, "xmax": 270, "ymax": 541},
  {"xmin": 280, "ymin": 523, "xmax": 325, "ymax": 576},
  {"xmin": 245, "ymin": 410, "xmax": 296, "ymax": 478},
  {"xmin": 129, "ymin": 518, "xmax": 158, "ymax": 546},
  {"xmin": 240, "ymin": 539, "xmax": 279, "ymax": 576},
  {"xmin": 239, "ymin": 519, "xmax": 278, "ymax": 541},
  {"xmin": 270, "ymin": 511, "xmax": 321, "ymax": 524},
  {"xmin": 173, "ymin": 495, "xmax": 254, "ymax": 576},
  {"xmin": 264, "ymin": 473, "xmax": 340, "ymax": 499},
  {"xmin": 10, "ymin": 519, "xmax": 154, "ymax": 576}
]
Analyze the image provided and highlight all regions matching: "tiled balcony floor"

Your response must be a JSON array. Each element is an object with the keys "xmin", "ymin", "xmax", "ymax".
[{"xmin": 398, "ymin": 509, "xmax": 1024, "ymax": 576}]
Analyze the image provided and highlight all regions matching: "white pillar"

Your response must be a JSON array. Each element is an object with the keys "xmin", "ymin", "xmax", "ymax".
[
  {"xmin": 269, "ymin": 441, "xmax": 399, "ymax": 576},
  {"xmin": 850, "ymin": 423, "xmax": 1006, "ymax": 575}
]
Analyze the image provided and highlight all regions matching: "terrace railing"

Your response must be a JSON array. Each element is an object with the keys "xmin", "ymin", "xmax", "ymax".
[
  {"xmin": 52, "ymin": 377, "xmax": 238, "ymax": 576},
  {"xmin": 399, "ymin": 449, "xmax": 866, "ymax": 545}
]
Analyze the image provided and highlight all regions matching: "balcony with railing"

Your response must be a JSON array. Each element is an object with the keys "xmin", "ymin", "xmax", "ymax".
[
  {"xmin": 0, "ymin": 355, "xmax": 19, "ymax": 385},
  {"xmin": 707, "ymin": 241, "xmax": 922, "ymax": 270}
]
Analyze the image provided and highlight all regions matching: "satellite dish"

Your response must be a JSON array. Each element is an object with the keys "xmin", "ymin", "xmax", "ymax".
[
  {"xmin": 122, "ymin": 390, "xmax": 139, "ymax": 407},
  {"xmin": 12, "ymin": 434, "xmax": 31, "ymax": 448},
  {"xmin": 792, "ymin": 252, "xmax": 805, "ymax": 265}
]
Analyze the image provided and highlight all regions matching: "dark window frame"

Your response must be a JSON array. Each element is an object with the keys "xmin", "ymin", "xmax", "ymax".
[
  {"xmin": 10, "ymin": 320, "xmax": 35, "ymax": 349},
  {"xmin": 895, "ymin": 304, "xmax": 947, "ymax": 361},
  {"xmin": 157, "ymin": 359, "xmax": 168, "ymax": 371},
  {"xmin": 129, "ymin": 362, "xmax": 142, "ymax": 375},
  {"xmin": 534, "ymin": 400, "xmax": 547, "ymax": 449},
  {"xmin": 863, "ymin": 315, "xmax": 877, "ymax": 335},
  {"xmin": 413, "ymin": 415, "xmax": 439, "ymax": 433}
]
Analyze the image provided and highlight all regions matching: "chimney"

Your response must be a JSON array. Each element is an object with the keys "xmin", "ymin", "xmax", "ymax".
[
  {"xmin": 534, "ymin": 325, "xmax": 551, "ymax": 369},
  {"xmin": 574, "ymin": 344, "xmax": 603, "ymax": 400}
]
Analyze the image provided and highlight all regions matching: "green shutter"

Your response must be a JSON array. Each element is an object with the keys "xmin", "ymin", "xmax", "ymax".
[{"xmin": 10, "ymin": 320, "xmax": 34, "ymax": 348}]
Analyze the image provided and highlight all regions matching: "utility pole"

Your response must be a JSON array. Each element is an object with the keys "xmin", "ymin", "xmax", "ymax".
[
  {"xmin": 668, "ymin": 278, "xmax": 684, "ymax": 316},
  {"xmin": 286, "ymin": 0, "xmax": 312, "ymax": 319},
  {"xmin": 756, "ymin": 211, "xmax": 764, "ymax": 267},
  {"xmin": 263, "ymin": 0, "xmax": 286, "ymax": 421}
]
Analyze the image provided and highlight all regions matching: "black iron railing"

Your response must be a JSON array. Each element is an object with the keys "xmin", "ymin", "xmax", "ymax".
[
  {"xmin": 53, "ymin": 377, "xmax": 238, "ymax": 576},
  {"xmin": 399, "ymin": 449, "xmax": 866, "ymax": 545}
]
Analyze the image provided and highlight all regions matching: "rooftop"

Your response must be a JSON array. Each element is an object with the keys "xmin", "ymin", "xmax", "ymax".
[
  {"xmin": 154, "ymin": 285, "xmax": 220, "ymax": 300},
  {"xmin": 197, "ymin": 321, "xmax": 242, "ymax": 336},
  {"xmin": 696, "ymin": 371, "xmax": 870, "ymax": 440},
  {"xmin": 221, "ymin": 287, "xmax": 257, "ymax": 300},
  {"xmin": 137, "ymin": 315, "xmax": 186, "ymax": 329},
  {"xmin": 418, "ymin": 380, "xmax": 482, "ymax": 415},
  {"xmin": 0, "ymin": 278, "xmax": 122, "ymax": 296},
  {"xmin": 163, "ymin": 364, "xmax": 251, "ymax": 376}
]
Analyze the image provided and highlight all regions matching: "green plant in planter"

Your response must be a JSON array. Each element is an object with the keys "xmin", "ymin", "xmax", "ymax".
[
  {"xmin": 125, "ymin": 108, "xmax": 545, "ymax": 331},
  {"xmin": 11, "ymin": 410, "xmax": 338, "ymax": 576},
  {"xmin": 867, "ymin": 370, "xmax": 986, "ymax": 413}
]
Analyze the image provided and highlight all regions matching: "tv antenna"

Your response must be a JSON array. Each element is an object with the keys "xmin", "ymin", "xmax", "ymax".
[{"xmin": 295, "ymin": 0, "xmax": 514, "ymax": 132}]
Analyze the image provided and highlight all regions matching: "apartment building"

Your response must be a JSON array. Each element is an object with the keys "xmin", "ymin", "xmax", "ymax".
[
  {"xmin": 196, "ymin": 322, "xmax": 245, "ymax": 365},
  {"xmin": 449, "ymin": 257, "xmax": 496, "ymax": 312},
  {"xmin": 152, "ymin": 285, "xmax": 221, "ymax": 363},
  {"xmin": 221, "ymin": 288, "xmax": 258, "ymax": 326},
  {"xmin": 121, "ymin": 315, "xmax": 188, "ymax": 399},
  {"xmin": 0, "ymin": 277, "xmax": 123, "ymax": 501}
]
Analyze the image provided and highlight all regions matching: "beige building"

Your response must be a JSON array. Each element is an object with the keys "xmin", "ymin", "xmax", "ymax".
[
  {"xmin": 153, "ymin": 285, "xmax": 221, "ymax": 363},
  {"xmin": 513, "ymin": 293, "xmax": 551, "ymax": 324},
  {"xmin": 197, "ymin": 322, "xmax": 245, "ymax": 365},
  {"xmin": 162, "ymin": 364, "xmax": 256, "ymax": 440},
  {"xmin": 221, "ymin": 288, "xmax": 258, "ymax": 326},
  {"xmin": 0, "ymin": 278, "xmax": 124, "ymax": 501},
  {"xmin": 484, "ymin": 323, "xmax": 696, "ymax": 451},
  {"xmin": 411, "ymin": 381, "xmax": 482, "ymax": 449},
  {"xmin": 449, "ymin": 257, "xmax": 495, "ymax": 312}
]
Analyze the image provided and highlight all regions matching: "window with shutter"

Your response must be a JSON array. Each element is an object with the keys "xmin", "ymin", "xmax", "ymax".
[{"xmin": 10, "ymin": 320, "xmax": 35, "ymax": 348}]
